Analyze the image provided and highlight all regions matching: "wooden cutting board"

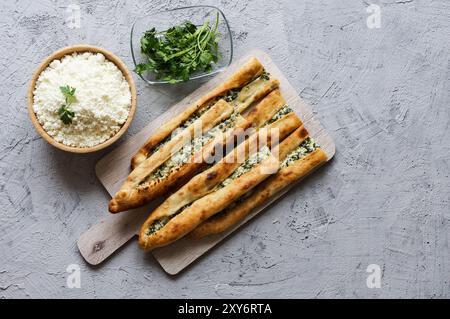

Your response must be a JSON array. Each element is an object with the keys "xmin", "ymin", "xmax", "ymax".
[{"xmin": 77, "ymin": 49, "xmax": 336, "ymax": 275}]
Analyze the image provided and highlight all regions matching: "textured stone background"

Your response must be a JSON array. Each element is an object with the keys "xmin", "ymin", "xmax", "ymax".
[{"xmin": 1, "ymin": 0, "xmax": 449, "ymax": 298}]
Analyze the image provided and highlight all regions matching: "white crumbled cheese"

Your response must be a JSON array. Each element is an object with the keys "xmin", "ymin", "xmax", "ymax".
[
  {"xmin": 32, "ymin": 52, "xmax": 131, "ymax": 147},
  {"xmin": 219, "ymin": 145, "xmax": 271, "ymax": 188}
]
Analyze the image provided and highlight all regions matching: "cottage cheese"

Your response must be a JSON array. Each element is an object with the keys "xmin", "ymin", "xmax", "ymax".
[{"xmin": 33, "ymin": 52, "xmax": 131, "ymax": 147}]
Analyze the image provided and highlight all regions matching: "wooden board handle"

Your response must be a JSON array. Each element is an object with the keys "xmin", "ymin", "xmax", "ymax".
[{"xmin": 77, "ymin": 207, "xmax": 150, "ymax": 265}]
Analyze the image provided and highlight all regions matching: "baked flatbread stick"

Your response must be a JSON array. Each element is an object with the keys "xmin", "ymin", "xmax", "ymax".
[
  {"xmin": 131, "ymin": 74, "xmax": 279, "ymax": 170},
  {"xmin": 138, "ymin": 112, "xmax": 301, "ymax": 223},
  {"xmin": 244, "ymin": 89, "xmax": 286, "ymax": 128},
  {"xmin": 138, "ymin": 113, "xmax": 302, "ymax": 250},
  {"xmin": 139, "ymin": 150, "xmax": 279, "ymax": 250},
  {"xmin": 232, "ymin": 77, "xmax": 279, "ymax": 114},
  {"xmin": 111, "ymin": 85, "xmax": 291, "ymax": 213},
  {"xmin": 128, "ymin": 115, "xmax": 252, "ymax": 212},
  {"xmin": 143, "ymin": 90, "xmax": 286, "ymax": 202},
  {"xmin": 109, "ymin": 99, "xmax": 233, "ymax": 213},
  {"xmin": 189, "ymin": 126, "xmax": 328, "ymax": 238},
  {"xmin": 198, "ymin": 89, "xmax": 292, "ymax": 169},
  {"xmin": 131, "ymin": 57, "xmax": 265, "ymax": 169}
]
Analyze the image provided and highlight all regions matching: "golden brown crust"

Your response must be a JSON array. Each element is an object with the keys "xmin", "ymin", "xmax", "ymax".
[
  {"xmin": 116, "ymin": 116, "xmax": 253, "ymax": 213},
  {"xmin": 244, "ymin": 89, "xmax": 286, "ymax": 128},
  {"xmin": 137, "ymin": 113, "xmax": 302, "ymax": 249},
  {"xmin": 271, "ymin": 125, "xmax": 309, "ymax": 162},
  {"xmin": 109, "ymin": 100, "xmax": 233, "ymax": 213},
  {"xmin": 110, "ymin": 98, "xmax": 301, "ymax": 214},
  {"xmin": 258, "ymin": 112, "xmax": 302, "ymax": 149},
  {"xmin": 139, "ymin": 154, "xmax": 279, "ymax": 250},
  {"xmin": 234, "ymin": 77, "xmax": 280, "ymax": 113},
  {"xmin": 169, "ymin": 89, "xmax": 290, "ymax": 185},
  {"xmin": 131, "ymin": 57, "xmax": 264, "ymax": 169},
  {"xmin": 131, "ymin": 74, "xmax": 279, "ymax": 170},
  {"xmin": 133, "ymin": 113, "xmax": 299, "ymax": 221},
  {"xmin": 189, "ymin": 148, "xmax": 328, "ymax": 238}
]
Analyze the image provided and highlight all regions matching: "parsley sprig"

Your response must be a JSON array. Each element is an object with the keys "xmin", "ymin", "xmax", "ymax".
[
  {"xmin": 58, "ymin": 85, "xmax": 76, "ymax": 124},
  {"xmin": 135, "ymin": 13, "xmax": 220, "ymax": 83}
]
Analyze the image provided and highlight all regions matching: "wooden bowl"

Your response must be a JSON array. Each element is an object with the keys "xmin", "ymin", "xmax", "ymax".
[{"xmin": 28, "ymin": 45, "xmax": 137, "ymax": 153}]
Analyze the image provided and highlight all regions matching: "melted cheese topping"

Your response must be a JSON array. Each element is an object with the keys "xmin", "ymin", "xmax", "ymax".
[
  {"xmin": 280, "ymin": 138, "xmax": 317, "ymax": 169},
  {"xmin": 219, "ymin": 145, "xmax": 271, "ymax": 188}
]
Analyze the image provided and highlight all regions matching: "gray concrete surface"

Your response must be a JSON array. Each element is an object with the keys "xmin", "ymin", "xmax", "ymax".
[{"xmin": 1, "ymin": 0, "xmax": 449, "ymax": 299}]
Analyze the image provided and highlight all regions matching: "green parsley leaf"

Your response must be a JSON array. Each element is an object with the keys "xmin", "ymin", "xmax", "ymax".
[
  {"xmin": 58, "ymin": 85, "xmax": 77, "ymax": 124},
  {"xmin": 135, "ymin": 12, "xmax": 221, "ymax": 83},
  {"xmin": 58, "ymin": 105, "xmax": 75, "ymax": 124},
  {"xmin": 60, "ymin": 85, "xmax": 77, "ymax": 104}
]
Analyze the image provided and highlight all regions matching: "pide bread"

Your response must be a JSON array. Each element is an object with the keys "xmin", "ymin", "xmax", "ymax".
[
  {"xmin": 138, "ymin": 112, "xmax": 302, "ymax": 250},
  {"xmin": 110, "ymin": 58, "xmax": 282, "ymax": 213},
  {"xmin": 106, "ymin": 56, "xmax": 327, "ymax": 252},
  {"xmin": 189, "ymin": 126, "xmax": 328, "ymax": 238}
]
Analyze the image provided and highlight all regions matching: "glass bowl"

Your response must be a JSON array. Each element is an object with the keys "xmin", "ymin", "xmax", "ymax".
[{"xmin": 131, "ymin": 5, "xmax": 233, "ymax": 85}]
